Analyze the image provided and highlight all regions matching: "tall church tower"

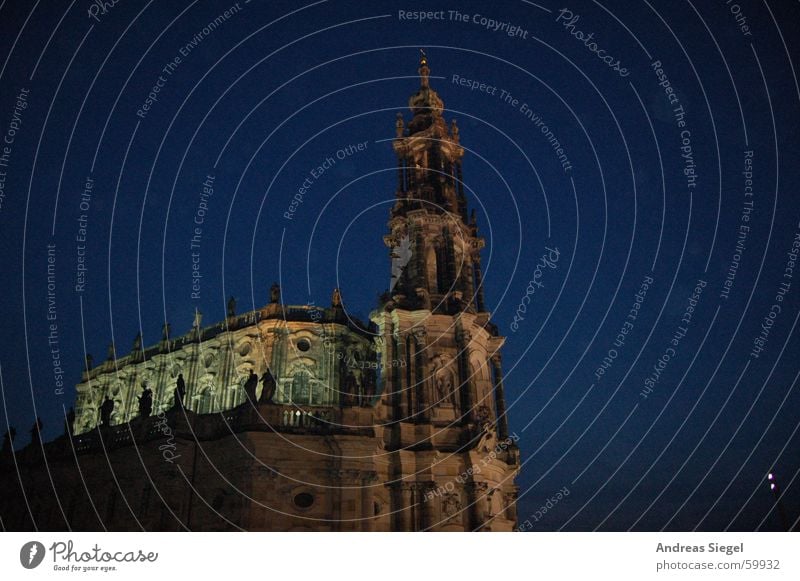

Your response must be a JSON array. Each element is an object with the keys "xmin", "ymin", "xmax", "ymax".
[{"xmin": 371, "ymin": 53, "xmax": 520, "ymax": 531}]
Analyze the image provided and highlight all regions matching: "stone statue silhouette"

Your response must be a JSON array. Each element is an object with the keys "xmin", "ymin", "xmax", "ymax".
[
  {"xmin": 270, "ymin": 283, "xmax": 280, "ymax": 304},
  {"xmin": 435, "ymin": 372, "xmax": 456, "ymax": 405},
  {"xmin": 243, "ymin": 371, "xmax": 259, "ymax": 404},
  {"xmin": 474, "ymin": 405, "xmax": 491, "ymax": 427},
  {"xmin": 227, "ymin": 296, "xmax": 236, "ymax": 318},
  {"xmin": 331, "ymin": 287, "xmax": 342, "ymax": 308},
  {"xmin": 258, "ymin": 369, "xmax": 277, "ymax": 404},
  {"xmin": 30, "ymin": 418, "xmax": 43, "ymax": 444},
  {"xmin": 174, "ymin": 373, "xmax": 186, "ymax": 409},
  {"xmin": 442, "ymin": 491, "xmax": 462, "ymax": 519},
  {"xmin": 432, "ymin": 355, "xmax": 456, "ymax": 405},
  {"xmin": 138, "ymin": 387, "xmax": 153, "ymax": 418},
  {"xmin": 100, "ymin": 396, "xmax": 114, "ymax": 427}
]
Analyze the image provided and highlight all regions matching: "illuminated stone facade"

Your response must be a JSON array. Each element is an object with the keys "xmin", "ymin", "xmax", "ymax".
[
  {"xmin": 72, "ymin": 300, "xmax": 376, "ymax": 435},
  {"xmin": 0, "ymin": 55, "xmax": 519, "ymax": 531}
]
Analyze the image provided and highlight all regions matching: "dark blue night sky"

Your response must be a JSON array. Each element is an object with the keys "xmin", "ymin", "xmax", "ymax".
[{"xmin": 0, "ymin": 0, "xmax": 798, "ymax": 531}]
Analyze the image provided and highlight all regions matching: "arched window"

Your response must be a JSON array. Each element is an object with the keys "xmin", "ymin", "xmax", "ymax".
[
  {"xmin": 426, "ymin": 244, "xmax": 438, "ymax": 294},
  {"xmin": 435, "ymin": 243, "xmax": 447, "ymax": 294},
  {"xmin": 291, "ymin": 370, "xmax": 311, "ymax": 405}
]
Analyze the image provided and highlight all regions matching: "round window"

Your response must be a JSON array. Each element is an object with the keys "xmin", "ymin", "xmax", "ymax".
[
  {"xmin": 296, "ymin": 339, "xmax": 311, "ymax": 352},
  {"xmin": 293, "ymin": 492, "xmax": 314, "ymax": 509}
]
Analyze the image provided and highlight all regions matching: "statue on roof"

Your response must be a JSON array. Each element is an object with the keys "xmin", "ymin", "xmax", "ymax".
[
  {"xmin": 243, "ymin": 371, "xmax": 259, "ymax": 404},
  {"xmin": 100, "ymin": 396, "xmax": 114, "ymax": 427},
  {"xmin": 174, "ymin": 374, "xmax": 187, "ymax": 409},
  {"xmin": 30, "ymin": 418, "xmax": 43, "ymax": 444},
  {"xmin": 259, "ymin": 368, "xmax": 277, "ymax": 404},
  {"xmin": 138, "ymin": 386, "xmax": 153, "ymax": 418}
]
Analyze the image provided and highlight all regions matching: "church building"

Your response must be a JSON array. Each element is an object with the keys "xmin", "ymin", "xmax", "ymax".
[{"xmin": 0, "ymin": 55, "xmax": 520, "ymax": 531}]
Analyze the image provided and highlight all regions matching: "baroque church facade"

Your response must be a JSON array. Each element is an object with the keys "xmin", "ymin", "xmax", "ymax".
[{"xmin": 0, "ymin": 55, "xmax": 520, "ymax": 531}]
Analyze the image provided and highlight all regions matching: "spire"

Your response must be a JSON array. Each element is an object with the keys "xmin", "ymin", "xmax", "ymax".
[
  {"xmin": 408, "ymin": 51, "xmax": 444, "ymax": 131},
  {"xmin": 418, "ymin": 48, "xmax": 430, "ymax": 88},
  {"xmin": 387, "ymin": 52, "xmax": 482, "ymax": 315},
  {"xmin": 393, "ymin": 51, "xmax": 464, "ymax": 215}
]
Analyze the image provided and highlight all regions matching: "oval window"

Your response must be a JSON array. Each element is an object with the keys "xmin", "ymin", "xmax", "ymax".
[
  {"xmin": 293, "ymin": 492, "xmax": 314, "ymax": 509},
  {"xmin": 296, "ymin": 339, "xmax": 311, "ymax": 352}
]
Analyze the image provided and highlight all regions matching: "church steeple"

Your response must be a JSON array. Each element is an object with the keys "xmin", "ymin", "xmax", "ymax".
[
  {"xmin": 386, "ymin": 53, "xmax": 485, "ymax": 315},
  {"xmin": 371, "ymin": 57, "xmax": 518, "ymax": 529},
  {"xmin": 404, "ymin": 52, "xmax": 448, "ymax": 141},
  {"xmin": 418, "ymin": 49, "xmax": 430, "ymax": 87}
]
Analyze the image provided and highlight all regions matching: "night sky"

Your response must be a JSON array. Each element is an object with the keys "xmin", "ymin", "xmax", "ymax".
[{"xmin": 0, "ymin": 0, "xmax": 798, "ymax": 531}]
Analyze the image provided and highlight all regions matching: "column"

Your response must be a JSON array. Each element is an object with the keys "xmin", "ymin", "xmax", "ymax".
[
  {"xmin": 153, "ymin": 354, "xmax": 169, "ymax": 414},
  {"xmin": 384, "ymin": 328, "xmax": 402, "ymax": 420},
  {"xmin": 412, "ymin": 329, "xmax": 431, "ymax": 422},
  {"xmin": 402, "ymin": 334, "xmax": 414, "ymax": 419},
  {"xmin": 419, "ymin": 481, "xmax": 436, "ymax": 531},
  {"xmin": 455, "ymin": 328, "xmax": 473, "ymax": 421},
  {"xmin": 361, "ymin": 471, "xmax": 378, "ymax": 531},
  {"xmin": 462, "ymin": 260, "xmax": 475, "ymax": 309},
  {"xmin": 443, "ymin": 228, "xmax": 457, "ymax": 292},
  {"xmin": 473, "ymin": 257, "xmax": 486, "ymax": 312},
  {"xmin": 456, "ymin": 161, "xmax": 467, "ymax": 221},
  {"xmin": 394, "ymin": 482, "xmax": 414, "ymax": 531},
  {"xmin": 468, "ymin": 481, "xmax": 489, "ymax": 531},
  {"xmin": 414, "ymin": 226, "xmax": 428, "ymax": 291},
  {"xmin": 491, "ymin": 354, "xmax": 509, "ymax": 441},
  {"xmin": 186, "ymin": 344, "xmax": 202, "ymax": 413},
  {"xmin": 397, "ymin": 156, "xmax": 404, "ymax": 192}
]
